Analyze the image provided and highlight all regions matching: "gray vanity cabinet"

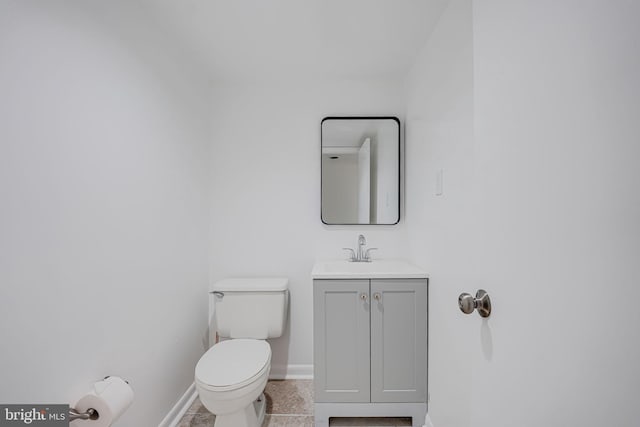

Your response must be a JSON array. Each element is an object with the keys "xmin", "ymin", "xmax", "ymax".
[
  {"xmin": 370, "ymin": 279, "xmax": 427, "ymax": 403},
  {"xmin": 313, "ymin": 278, "xmax": 428, "ymax": 405},
  {"xmin": 313, "ymin": 279, "xmax": 371, "ymax": 403}
]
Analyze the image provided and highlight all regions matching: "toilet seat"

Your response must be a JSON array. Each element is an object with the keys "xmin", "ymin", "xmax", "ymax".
[{"xmin": 195, "ymin": 339, "xmax": 271, "ymax": 392}]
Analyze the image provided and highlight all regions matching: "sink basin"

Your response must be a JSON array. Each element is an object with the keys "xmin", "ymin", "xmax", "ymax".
[{"xmin": 311, "ymin": 259, "xmax": 428, "ymax": 279}]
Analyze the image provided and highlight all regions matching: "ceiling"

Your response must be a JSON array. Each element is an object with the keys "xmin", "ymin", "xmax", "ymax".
[
  {"xmin": 136, "ymin": 0, "xmax": 449, "ymax": 81},
  {"xmin": 322, "ymin": 118, "xmax": 398, "ymax": 148}
]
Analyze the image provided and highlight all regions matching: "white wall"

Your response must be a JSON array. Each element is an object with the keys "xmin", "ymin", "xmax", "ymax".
[
  {"xmin": 322, "ymin": 153, "xmax": 359, "ymax": 224},
  {"xmin": 208, "ymin": 79, "xmax": 408, "ymax": 375},
  {"xmin": 375, "ymin": 124, "xmax": 401, "ymax": 224},
  {"xmin": 405, "ymin": 0, "xmax": 640, "ymax": 426},
  {"xmin": 403, "ymin": 0, "xmax": 474, "ymax": 425},
  {"xmin": 0, "ymin": 1, "xmax": 211, "ymax": 425}
]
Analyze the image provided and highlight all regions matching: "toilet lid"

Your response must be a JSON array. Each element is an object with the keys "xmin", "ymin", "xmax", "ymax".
[{"xmin": 195, "ymin": 339, "xmax": 271, "ymax": 391}]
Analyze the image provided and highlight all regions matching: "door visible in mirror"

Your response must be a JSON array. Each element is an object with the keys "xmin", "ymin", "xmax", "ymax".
[{"xmin": 321, "ymin": 117, "xmax": 400, "ymax": 225}]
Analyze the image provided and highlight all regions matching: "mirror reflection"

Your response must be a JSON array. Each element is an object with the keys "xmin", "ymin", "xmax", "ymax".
[{"xmin": 321, "ymin": 117, "xmax": 400, "ymax": 225}]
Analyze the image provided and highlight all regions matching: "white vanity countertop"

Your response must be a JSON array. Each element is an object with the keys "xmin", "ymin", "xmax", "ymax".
[{"xmin": 311, "ymin": 259, "xmax": 428, "ymax": 279}]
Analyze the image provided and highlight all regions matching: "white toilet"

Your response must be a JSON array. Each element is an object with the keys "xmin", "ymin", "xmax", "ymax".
[{"xmin": 195, "ymin": 277, "xmax": 289, "ymax": 427}]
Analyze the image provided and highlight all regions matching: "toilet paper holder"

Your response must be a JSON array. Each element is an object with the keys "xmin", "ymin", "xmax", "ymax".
[
  {"xmin": 69, "ymin": 407, "xmax": 99, "ymax": 422},
  {"xmin": 69, "ymin": 376, "xmax": 131, "ymax": 422}
]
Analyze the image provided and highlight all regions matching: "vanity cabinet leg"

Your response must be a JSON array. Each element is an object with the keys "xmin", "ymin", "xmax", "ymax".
[
  {"xmin": 314, "ymin": 415, "xmax": 329, "ymax": 427},
  {"xmin": 314, "ymin": 405, "xmax": 330, "ymax": 427}
]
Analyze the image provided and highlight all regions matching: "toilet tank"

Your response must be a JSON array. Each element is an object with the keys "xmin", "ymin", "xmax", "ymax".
[{"xmin": 210, "ymin": 277, "xmax": 289, "ymax": 340}]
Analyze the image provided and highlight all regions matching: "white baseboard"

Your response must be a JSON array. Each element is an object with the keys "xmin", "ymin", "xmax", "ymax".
[
  {"xmin": 157, "ymin": 383, "xmax": 198, "ymax": 427},
  {"xmin": 269, "ymin": 364, "xmax": 313, "ymax": 380},
  {"xmin": 158, "ymin": 365, "xmax": 313, "ymax": 426},
  {"xmin": 424, "ymin": 413, "xmax": 434, "ymax": 427}
]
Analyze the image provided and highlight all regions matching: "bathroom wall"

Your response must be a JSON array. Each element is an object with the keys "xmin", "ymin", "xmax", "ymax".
[
  {"xmin": 403, "ymin": 0, "xmax": 475, "ymax": 425},
  {"xmin": 322, "ymin": 153, "xmax": 359, "ymax": 223},
  {"xmin": 0, "ymin": 2, "xmax": 211, "ymax": 425},
  {"xmin": 208, "ymin": 78, "xmax": 409, "ymax": 376},
  {"xmin": 406, "ymin": 0, "xmax": 640, "ymax": 426}
]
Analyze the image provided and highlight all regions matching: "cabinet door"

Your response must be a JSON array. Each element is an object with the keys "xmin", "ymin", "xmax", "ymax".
[
  {"xmin": 370, "ymin": 279, "xmax": 427, "ymax": 403},
  {"xmin": 313, "ymin": 279, "xmax": 370, "ymax": 403}
]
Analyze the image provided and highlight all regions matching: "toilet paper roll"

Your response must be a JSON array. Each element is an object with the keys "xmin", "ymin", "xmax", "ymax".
[{"xmin": 71, "ymin": 376, "xmax": 134, "ymax": 427}]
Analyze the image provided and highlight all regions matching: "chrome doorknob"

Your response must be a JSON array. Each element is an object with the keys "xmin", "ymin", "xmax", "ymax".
[{"xmin": 458, "ymin": 289, "xmax": 491, "ymax": 318}]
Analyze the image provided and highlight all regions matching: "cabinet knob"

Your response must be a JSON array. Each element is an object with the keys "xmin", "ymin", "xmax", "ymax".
[
  {"xmin": 360, "ymin": 293, "xmax": 368, "ymax": 301},
  {"xmin": 373, "ymin": 292, "xmax": 381, "ymax": 301}
]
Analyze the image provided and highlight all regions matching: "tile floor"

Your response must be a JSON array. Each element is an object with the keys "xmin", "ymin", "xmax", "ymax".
[{"xmin": 178, "ymin": 380, "xmax": 412, "ymax": 427}]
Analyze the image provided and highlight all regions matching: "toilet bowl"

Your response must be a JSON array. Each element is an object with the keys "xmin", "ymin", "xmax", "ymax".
[{"xmin": 195, "ymin": 339, "xmax": 271, "ymax": 427}]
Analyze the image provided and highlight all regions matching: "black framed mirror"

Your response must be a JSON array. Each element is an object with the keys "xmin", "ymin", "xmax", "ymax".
[{"xmin": 321, "ymin": 117, "xmax": 400, "ymax": 225}]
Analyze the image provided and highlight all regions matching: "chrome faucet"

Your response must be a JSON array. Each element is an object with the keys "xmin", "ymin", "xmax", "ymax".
[
  {"xmin": 343, "ymin": 234, "xmax": 378, "ymax": 262},
  {"xmin": 357, "ymin": 234, "xmax": 366, "ymax": 261}
]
